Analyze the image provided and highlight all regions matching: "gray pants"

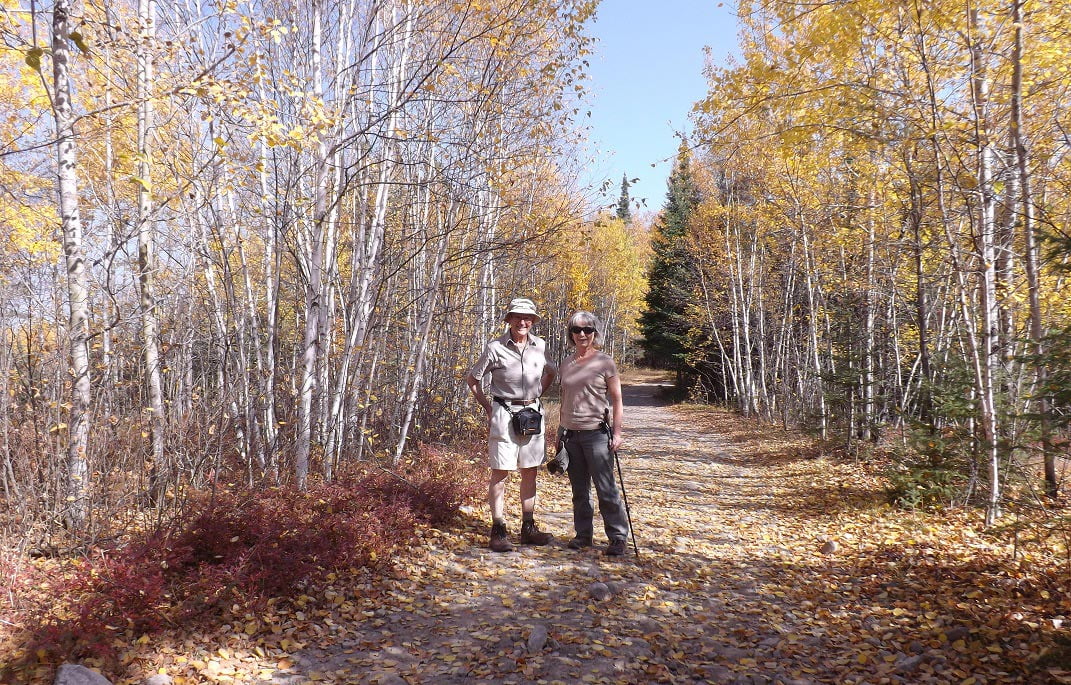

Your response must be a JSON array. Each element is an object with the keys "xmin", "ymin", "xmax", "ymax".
[{"xmin": 562, "ymin": 428, "xmax": 629, "ymax": 542}]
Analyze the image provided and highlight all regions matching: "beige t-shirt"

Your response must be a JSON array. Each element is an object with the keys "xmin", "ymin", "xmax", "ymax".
[{"xmin": 558, "ymin": 351, "xmax": 618, "ymax": 430}]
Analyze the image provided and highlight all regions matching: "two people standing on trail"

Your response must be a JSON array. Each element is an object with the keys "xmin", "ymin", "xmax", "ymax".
[
  {"xmin": 557, "ymin": 310, "xmax": 629, "ymax": 556},
  {"xmin": 466, "ymin": 301, "xmax": 630, "ymax": 556},
  {"xmin": 465, "ymin": 298, "xmax": 557, "ymax": 553}
]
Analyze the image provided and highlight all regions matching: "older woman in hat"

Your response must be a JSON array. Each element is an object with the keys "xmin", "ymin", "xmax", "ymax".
[{"xmin": 465, "ymin": 297, "xmax": 557, "ymax": 552}]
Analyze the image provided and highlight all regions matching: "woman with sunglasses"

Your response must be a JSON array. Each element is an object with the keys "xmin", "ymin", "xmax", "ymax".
[
  {"xmin": 557, "ymin": 310, "xmax": 629, "ymax": 556},
  {"xmin": 466, "ymin": 297, "xmax": 557, "ymax": 553}
]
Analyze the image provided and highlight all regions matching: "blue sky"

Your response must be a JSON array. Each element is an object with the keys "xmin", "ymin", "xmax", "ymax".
[{"xmin": 583, "ymin": 1, "xmax": 741, "ymax": 216}]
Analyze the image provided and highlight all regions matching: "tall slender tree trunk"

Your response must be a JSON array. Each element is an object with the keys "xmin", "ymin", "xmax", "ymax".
[
  {"xmin": 257, "ymin": 118, "xmax": 279, "ymax": 481},
  {"xmin": 295, "ymin": 0, "xmax": 328, "ymax": 489},
  {"xmin": 906, "ymin": 149, "xmax": 933, "ymax": 428},
  {"xmin": 53, "ymin": 0, "xmax": 92, "ymax": 530},
  {"xmin": 1009, "ymin": 0, "xmax": 1052, "ymax": 497},
  {"xmin": 969, "ymin": 7, "xmax": 1002, "ymax": 524},
  {"xmin": 696, "ymin": 247, "xmax": 740, "ymax": 400},
  {"xmin": 799, "ymin": 222, "xmax": 827, "ymax": 440},
  {"xmin": 137, "ymin": 0, "xmax": 167, "ymax": 505},
  {"xmin": 863, "ymin": 184, "xmax": 877, "ymax": 442},
  {"xmin": 102, "ymin": 8, "xmax": 118, "ymax": 408}
]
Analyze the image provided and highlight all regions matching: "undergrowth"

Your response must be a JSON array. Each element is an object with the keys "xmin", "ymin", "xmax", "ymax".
[{"xmin": 1, "ymin": 443, "xmax": 481, "ymax": 679}]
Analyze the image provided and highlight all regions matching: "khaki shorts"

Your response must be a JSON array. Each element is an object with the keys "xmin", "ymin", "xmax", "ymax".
[{"xmin": 487, "ymin": 401, "xmax": 545, "ymax": 470}]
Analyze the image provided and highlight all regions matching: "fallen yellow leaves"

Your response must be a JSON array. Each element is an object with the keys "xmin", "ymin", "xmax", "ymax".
[{"xmin": 5, "ymin": 383, "xmax": 1068, "ymax": 684}]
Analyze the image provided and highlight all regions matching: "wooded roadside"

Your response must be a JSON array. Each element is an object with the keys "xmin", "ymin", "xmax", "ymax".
[{"xmin": 7, "ymin": 370, "xmax": 1066, "ymax": 684}]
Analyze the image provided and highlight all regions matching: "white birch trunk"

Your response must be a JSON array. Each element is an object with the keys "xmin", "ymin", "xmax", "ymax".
[
  {"xmin": 968, "ymin": 7, "xmax": 1002, "ymax": 523},
  {"xmin": 137, "ymin": 0, "xmax": 167, "ymax": 503},
  {"xmin": 295, "ymin": 0, "xmax": 329, "ymax": 488},
  {"xmin": 53, "ymin": 0, "xmax": 92, "ymax": 529},
  {"xmin": 863, "ymin": 187, "xmax": 877, "ymax": 442},
  {"xmin": 799, "ymin": 222, "xmax": 827, "ymax": 439}
]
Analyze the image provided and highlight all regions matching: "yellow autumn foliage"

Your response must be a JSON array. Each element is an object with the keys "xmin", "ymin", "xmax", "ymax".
[{"xmin": 553, "ymin": 215, "xmax": 648, "ymax": 337}]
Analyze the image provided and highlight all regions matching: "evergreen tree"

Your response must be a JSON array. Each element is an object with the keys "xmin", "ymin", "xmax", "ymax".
[
  {"xmin": 616, "ymin": 173, "xmax": 632, "ymax": 223},
  {"xmin": 638, "ymin": 142, "xmax": 700, "ymax": 376}
]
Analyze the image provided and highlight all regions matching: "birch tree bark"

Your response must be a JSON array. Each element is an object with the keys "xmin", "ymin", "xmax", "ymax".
[
  {"xmin": 863, "ymin": 183, "xmax": 877, "ymax": 442},
  {"xmin": 294, "ymin": 0, "xmax": 330, "ymax": 489},
  {"xmin": 52, "ymin": 0, "xmax": 91, "ymax": 529},
  {"xmin": 137, "ymin": 0, "xmax": 168, "ymax": 504},
  {"xmin": 799, "ymin": 217, "xmax": 828, "ymax": 440},
  {"xmin": 968, "ymin": 7, "xmax": 1002, "ymax": 524}
]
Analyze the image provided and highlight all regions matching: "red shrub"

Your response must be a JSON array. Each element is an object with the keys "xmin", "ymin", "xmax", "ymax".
[{"xmin": 16, "ymin": 444, "xmax": 480, "ymax": 668}]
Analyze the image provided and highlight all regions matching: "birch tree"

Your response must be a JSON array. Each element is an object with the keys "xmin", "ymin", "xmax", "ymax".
[
  {"xmin": 136, "ymin": 0, "xmax": 167, "ymax": 503},
  {"xmin": 685, "ymin": 0, "xmax": 1071, "ymax": 518},
  {"xmin": 51, "ymin": 0, "xmax": 92, "ymax": 528}
]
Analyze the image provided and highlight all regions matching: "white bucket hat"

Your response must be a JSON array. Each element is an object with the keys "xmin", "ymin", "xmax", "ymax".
[{"xmin": 503, "ymin": 297, "xmax": 541, "ymax": 322}]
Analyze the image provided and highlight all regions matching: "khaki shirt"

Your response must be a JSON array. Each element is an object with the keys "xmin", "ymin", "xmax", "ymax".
[
  {"xmin": 559, "ymin": 351, "xmax": 618, "ymax": 430},
  {"xmin": 469, "ymin": 333, "xmax": 554, "ymax": 400}
]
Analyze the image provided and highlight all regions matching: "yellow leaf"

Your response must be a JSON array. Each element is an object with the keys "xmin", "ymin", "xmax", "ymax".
[
  {"xmin": 70, "ymin": 31, "xmax": 91, "ymax": 54},
  {"xmin": 25, "ymin": 47, "xmax": 43, "ymax": 71}
]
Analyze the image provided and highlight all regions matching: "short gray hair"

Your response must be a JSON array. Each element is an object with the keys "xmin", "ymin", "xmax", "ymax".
[{"xmin": 566, "ymin": 310, "xmax": 604, "ymax": 349}]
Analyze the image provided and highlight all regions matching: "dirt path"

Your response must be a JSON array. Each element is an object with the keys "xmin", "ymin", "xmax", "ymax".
[
  {"xmin": 260, "ymin": 374, "xmax": 814, "ymax": 685},
  {"xmin": 246, "ymin": 373, "xmax": 1035, "ymax": 685}
]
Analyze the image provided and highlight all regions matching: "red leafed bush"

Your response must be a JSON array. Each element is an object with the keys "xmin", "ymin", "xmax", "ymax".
[{"xmin": 21, "ymin": 443, "xmax": 482, "ymax": 665}]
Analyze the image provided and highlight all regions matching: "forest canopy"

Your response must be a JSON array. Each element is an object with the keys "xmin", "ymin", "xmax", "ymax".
[
  {"xmin": 0, "ymin": 0, "xmax": 649, "ymax": 538},
  {"xmin": 639, "ymin": 0, "xmax": 1071, "ymax": 522}
]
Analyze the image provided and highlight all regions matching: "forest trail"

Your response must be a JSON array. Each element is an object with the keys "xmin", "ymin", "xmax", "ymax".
[
  {"xmin": 218, "ymin": 370, "xmax": 1036, "ymax": 685},
  {"xmin": 266, "ymin": 369, "xmax": 763, "ymax": 684}
]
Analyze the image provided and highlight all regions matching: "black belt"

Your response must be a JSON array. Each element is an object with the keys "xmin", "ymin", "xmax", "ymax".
[
  {"xmin": 562, "ymin": 426, "xmax": 608, "ymax": 437},
  {"xmin": 494, "ymin": 397, "xmax": 537, "ymax": 406}
]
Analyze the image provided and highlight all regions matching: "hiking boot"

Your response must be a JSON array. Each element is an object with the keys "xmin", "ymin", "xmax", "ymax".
[
  {"xmin": 567, "ymin": 536, "xmax": 593, "ymax": 550},
  {"xmin": 520, "ymin": 519, "xmax": 553, "ymax": 546},
  {"xmin": 489, "ymin": 522, "xmax": 514, "ymax": 553},
  {"xmin": 604, "ymin": 538, "xmax": 627, "ymax": 556}
]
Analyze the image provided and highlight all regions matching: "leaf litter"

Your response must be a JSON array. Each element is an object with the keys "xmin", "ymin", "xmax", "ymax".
[{"xmin": 6, "ymin": 372, "xmax": 1070, "ymax": 684}]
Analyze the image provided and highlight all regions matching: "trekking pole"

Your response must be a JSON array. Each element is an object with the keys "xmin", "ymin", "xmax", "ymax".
[
  {"xmin": 603, "ymin": 408, "xmax": 639, "ymax": 557},
  {"xmin": 613, "ymin": 447, "xmax": 640, "ymax": 557}
]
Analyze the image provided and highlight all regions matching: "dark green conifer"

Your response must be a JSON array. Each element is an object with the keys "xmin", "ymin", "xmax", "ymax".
[
  {"xmin": 638, "ymin": 142, "xmax": 699, "ymax": 374},
  {"xmin": 616, "ymin": 173, "xmax": 632, "ymax": 223}
]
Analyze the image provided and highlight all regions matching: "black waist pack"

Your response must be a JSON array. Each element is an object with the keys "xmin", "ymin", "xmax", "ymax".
[
  {"xmin": 496, "ymin": 398, "xmax": 542, "ymax": 436},
  {"xmin": 510, "ymin": 407, "xmax": 542, "ymax": 436}
]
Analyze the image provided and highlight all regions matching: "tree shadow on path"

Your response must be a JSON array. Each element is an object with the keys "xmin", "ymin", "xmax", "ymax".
[{"xmin": 257, "ymin": 375, "xmax": 1044, "ymax": 684}]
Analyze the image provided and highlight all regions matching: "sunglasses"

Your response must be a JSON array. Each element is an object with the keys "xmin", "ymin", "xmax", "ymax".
[{"xmin": 569, "ymin": 326, "xmax": 596, "ymax": 335}]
